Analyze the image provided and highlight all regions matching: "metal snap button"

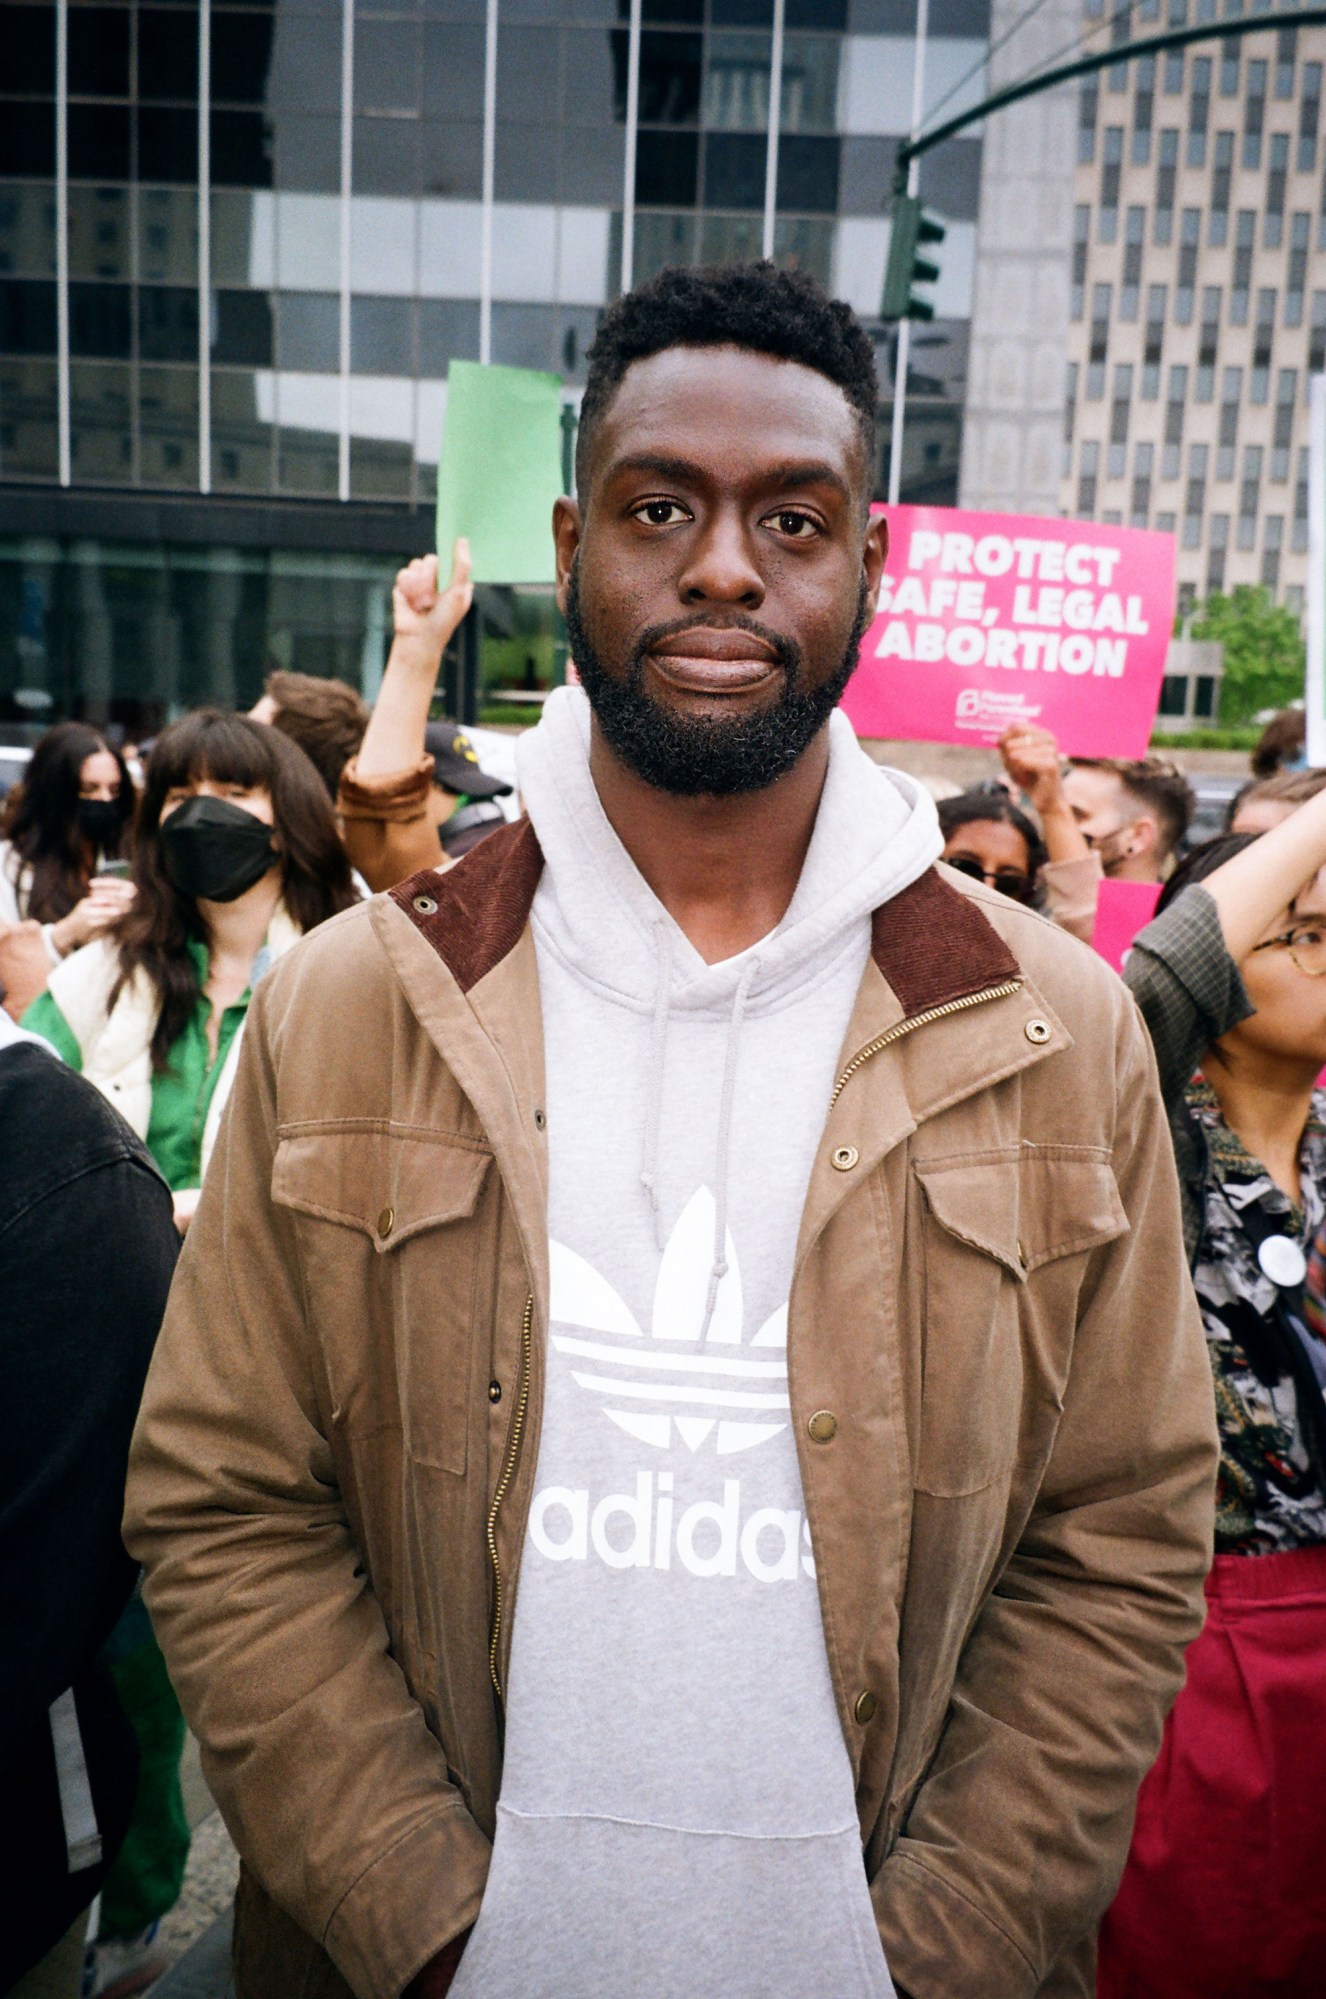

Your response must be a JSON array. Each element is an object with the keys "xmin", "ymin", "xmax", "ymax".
[
  {"xmin": 1024, "ymin": 1018, "xmax": 1051, "ymax": 1045},
  {"xmin": 808, "ymin": 1409, "xmax": 838, "ymax": 1443},
  {"xmin": 831, "ymin": 1145, "xmax": 859, "ymax": 1172},
  {"xmin": 488, "ymin": 1379, "xmax": 503, "ymax": 1404},
  {"xmin": 854, "ymin": 1690, "xmax": 877, "ymax": 1725},
  {"xmin": 377, "ymin": 1206, "xmax": 395, "ymax": 1238},
  {"xmin": 412, "ymin": 893, "xmax": 438, "ymax": 916},
  {"xmin": 534, "ymin": 1108, "xmax": 546, "ymax": 1131}
]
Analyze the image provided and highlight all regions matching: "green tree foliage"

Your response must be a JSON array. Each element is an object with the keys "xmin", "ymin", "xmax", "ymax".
[{"xmin": 1188, "ymin": 586, "xmax": 1305, "ymax": 724}]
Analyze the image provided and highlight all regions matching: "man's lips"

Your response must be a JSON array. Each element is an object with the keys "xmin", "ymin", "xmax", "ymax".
[{"xmin": 646, "ymin": 627, "xmax": 782, "ymax": 694}]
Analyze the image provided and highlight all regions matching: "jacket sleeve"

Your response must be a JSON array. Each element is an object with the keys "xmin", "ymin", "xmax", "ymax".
[
  {"xmin": 1123, "ymin": 884, "xmax": 1252, "ymax": 1114},
  {"xmin": 872, "ymin": 993, "xmax": 1219, "ymax": 1999},
  {"xmin": 123, "ymin": 979, "xmax": 490, "ymax": 1999},
  {"xmin": 336, "ymin": 753, "xmax": 445, "ymax": 895}
]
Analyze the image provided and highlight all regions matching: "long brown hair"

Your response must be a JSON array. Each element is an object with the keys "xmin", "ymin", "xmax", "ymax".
[
  {"xmin": 112, "ymin": 710, "xmax": 357, "ymax": 1071},
  {"xmin": 1, "ymin": 721, "xmax": 134, "ymax": 921}
]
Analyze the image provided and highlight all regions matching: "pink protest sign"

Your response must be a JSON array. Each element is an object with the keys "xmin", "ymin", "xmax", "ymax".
[
  {"xmin": 842, "ymin": 506, "xmax": 1177, "ymax": 756},
  {"xmin": 1091, "ymin": 879, "xmax": 1161, "ymax": 973}
]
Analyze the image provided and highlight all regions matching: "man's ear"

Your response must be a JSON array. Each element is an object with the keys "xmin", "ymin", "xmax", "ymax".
[
  {"xmin": 1132, "ymin": 814, "xmax": 1160, "ymax": 858},
  {"xmin": 553, "ymin": 497, "xmax": 582, "ymax": 615},
  {"xmin": 863, "ymin": 510, "xmax": 889, "ymax": 616}
]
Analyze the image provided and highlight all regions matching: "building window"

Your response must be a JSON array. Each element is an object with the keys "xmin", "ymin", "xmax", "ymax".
[
  {"xmin": 1288, "ymin": 211, "xmax": 1310, "ymax": 327},
  {"xmin": 1156, "ymin": 128, "xmax": 1179, "ymax": 244},
  {"xmin": 1133, "ymin": 57, "xmax": 1155, "ymax": 164},
  {"xmin": 1231, "ymin": 210, "xmax": 1255, "ymax": 323},
  {"xmin": 1311, "ymin": 292, "xmax": 1326, "ymax": 375},
  {"xmin": 1265, "ymin": 133, "xmax": 1289, "ymax": 247},
  {"xmin": 1177, "ymin": 581, "xmax": 1197, "ymax": 617},
  {"xmin": 1088, "ymin": 283, "xmax": 1111, "ymax": 398},
  {"xmin": 1100, "ymin": 127, "xmax": 1123, "ymax": 240},
  {"xmin": 1163, "ymin": 363, "xmax": 1188, "ymax": 479},
  {"xmin": 1132, "ymin": 440, "xmax": 1154, "ymax": 526},
  {"xmin": 1184, "ymin": 442, "xmax": 1208, "ymax": 549},
  {"xmin": 1164, "ymin": 49, "xmax": 1184, "ymax": 97},
  {"xmin": 1220, "ymin": 42, "xmax": 1240, "ymax": 102},
  {"xmin": 1078, "ymin": 439, "xmax": 1100, "ymax": 516},
  {"xmin": 1186, "ymin": 55, "xmax": 1211, "ymax": 166},
  {"xmin": 1109, "ymin": 363, "xmax": 1133, "ymax": 477},
  {"xmin": 1121, "ymin": 206, "xmax": 1145, "ymax": 320},
  {"xmin": 1175, "ymin": 207, "xmax": 1200, "ymax": 323},
  {"xmin": 1207, "ymin": 513, "xmax": 1229, "ymax": 595},
  {"xmin": 1143, "ymin": 285, "xmax": 1166, "ymax": 397},
  {"xmin": 1217, "ymin": 366, "xmax": 1242, "ymax": 480},
  {"xmin": 1243, "ymin": 59, "xmax": 1267, "ymax": 169},
  {"xmin": 1294, "ymin": 446, "xmax": 1310, "ymax": 551},
  {"xmin": 1158, "ymin": 676, "xmax": 1189, "ymax": 719},
  {"xmin": 1285, "ymin": 586, "xmax": 1305, "ymax": 621},
  {"xmin": 1276, "ymin": 26, "xmax": 1297, "ymax": 101},
  {"xmin": 1272, "ymin": 369, "xmax": 1297, "ymax": 480},
  {"xmin": 1300, "ymin": 62, "xmax": 1321, "ymax": 171},
  {"xmin": 1072, "ymin": 204, "xmax": 1090, "ymax": 321},
  {"xmin": 1063, "ymin": 361, "xmax": 1079, "ymax": 475},
  {"xmin": 1079, "ymin": 76, "xmax": 1099, "ymax": 163},
  {"xmin": 1251, "ymin": 289, "xmax": 1276, "ymax": 402},
  {"xmin": 1196, "ymin": 286, "xmax": 1220, "ymax": 400},
  {"xmin": 1238, "ymin": 445, "xmax": 1263, "ymax": 549},
  {"xmin": 1210, "ymin": 129, "xmax": 1234, "ymax": 245},
  {"xmin": 1262, "ymin": 514, "xmax": 1283, "ymax": 591}
]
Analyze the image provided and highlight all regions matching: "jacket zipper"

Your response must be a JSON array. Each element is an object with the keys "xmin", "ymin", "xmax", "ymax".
[
  {"xmin": 828, "ymin": 979, "xmax": 1024, "ymax": 1109},
  {"xmin": 486, "ymin": 1291, "xmax": 534, "ymax": 1700}
]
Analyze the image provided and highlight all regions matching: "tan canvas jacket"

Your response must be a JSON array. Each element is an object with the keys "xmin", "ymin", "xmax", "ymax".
[{"xmin": 124, "ymin": 820, "xmax": 1217, "ymax": 1999}]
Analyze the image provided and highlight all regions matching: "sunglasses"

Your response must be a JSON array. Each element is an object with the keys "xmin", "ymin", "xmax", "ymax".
[{"xmin": 946, "ymin": 856, "xmax": 1035, "ymax": 903}]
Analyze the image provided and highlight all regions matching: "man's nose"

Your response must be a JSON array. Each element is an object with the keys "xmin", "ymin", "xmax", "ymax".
[{"xmin": 677, "ymin": 511, "xmax": 765, "ymax": 609}]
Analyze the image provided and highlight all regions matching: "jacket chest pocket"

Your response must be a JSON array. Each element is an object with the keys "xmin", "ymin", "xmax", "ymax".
[
  {"xmin": 913, "ymin": 1147, "xmax": 1127, "ymax": 1496},
  {"xmin": 272, "ymin": 1126, "xmax": 492, "ymax": 1474}
]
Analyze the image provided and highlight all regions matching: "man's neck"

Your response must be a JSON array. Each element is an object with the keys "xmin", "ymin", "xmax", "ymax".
[
  {"xmin": 1108, "ymin": 851, "xmax": 1162, "ymax": 884},
  {"xmin": 587, "ymin": 722, "xmax": 830, "ymax": 966}
]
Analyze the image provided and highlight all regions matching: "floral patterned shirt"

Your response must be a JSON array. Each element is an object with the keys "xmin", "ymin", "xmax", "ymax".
[{"xmin": 1187, "ymin": 1078, "xmax": 1326, "ymax": 1554}]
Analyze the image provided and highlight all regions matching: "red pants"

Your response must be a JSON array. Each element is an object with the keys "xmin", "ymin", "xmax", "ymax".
[{"xmin": 1098, "ymin": 1543, "xmax": 1326, "ymax": 1999}]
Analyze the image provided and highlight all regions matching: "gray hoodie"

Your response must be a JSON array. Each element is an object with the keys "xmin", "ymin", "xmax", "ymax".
[{"xmin": 448, "ymin": 688, "xmax": 940, "ymax": 1999}]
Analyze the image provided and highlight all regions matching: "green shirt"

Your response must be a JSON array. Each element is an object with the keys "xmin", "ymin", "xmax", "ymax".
[{"xmin": 22, "ymin": 939, "xmax": 251, "ymax": 1192}]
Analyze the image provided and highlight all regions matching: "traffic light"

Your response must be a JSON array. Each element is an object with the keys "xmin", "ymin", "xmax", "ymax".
[{"xmin": 881, "ymin": 195, "xmax": 945, "ymax": 322}]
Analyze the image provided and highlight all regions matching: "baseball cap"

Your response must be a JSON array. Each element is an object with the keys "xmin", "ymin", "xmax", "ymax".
[{"xmin": 424, "ymin": 720, "xmax": 513, "ymax": 801}]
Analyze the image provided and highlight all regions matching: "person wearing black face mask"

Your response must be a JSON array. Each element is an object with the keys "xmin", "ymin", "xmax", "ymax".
[
  {"xmin": 0, "ymin": 723, "xmax": 136, "ymax": 1018},
  {"xmin": 20, "ymin": 711, "xmax": 357, "ymax": 1999}
]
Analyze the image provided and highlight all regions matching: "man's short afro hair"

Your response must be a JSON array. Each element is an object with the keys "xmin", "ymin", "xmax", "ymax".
[{"xmin": 574, "ymin": 261, "xmax": 879, "ymax": 502}]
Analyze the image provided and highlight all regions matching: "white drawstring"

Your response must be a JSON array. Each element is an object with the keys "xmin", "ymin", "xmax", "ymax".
[
  {"xmin": 698, "ymin": 955, "xmax": 761, "ymax": 1343},
  {"xmin": 639, "ymin": 920, "xmax": 673, "ymax": 1251}
]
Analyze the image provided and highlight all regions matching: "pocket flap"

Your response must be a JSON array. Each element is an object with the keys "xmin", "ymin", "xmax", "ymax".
[
  {"xmin": 272, "ymin": 1126, "xmax": 490, "ymax": 1250},
  {"xmin": 916, "ymin": 1146, "xmax": 1127, "ymax": 1280}
]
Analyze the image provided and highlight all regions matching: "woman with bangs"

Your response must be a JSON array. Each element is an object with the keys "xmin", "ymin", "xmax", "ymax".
[
  {"xmin": 25, "ymin": 708, "xmax": 356, "ymax": 1236},
  {"xmin": 21, "ymin": 709, "xmax": 355, "ymax": 1996}
]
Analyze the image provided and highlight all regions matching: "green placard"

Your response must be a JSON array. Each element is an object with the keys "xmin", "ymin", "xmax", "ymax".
[{"xmin": 435, "ymin": 360, "xmax": 563, "ymax": 585}]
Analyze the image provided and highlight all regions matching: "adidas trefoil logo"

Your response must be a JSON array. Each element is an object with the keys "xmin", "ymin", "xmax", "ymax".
[{"xmin": 549, "ymin": 1187, "xmax": 787, "ymax": 1459}]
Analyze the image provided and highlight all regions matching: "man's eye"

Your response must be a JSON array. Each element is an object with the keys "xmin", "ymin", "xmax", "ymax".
[
  {"xmin": 633, "ymin": 500, "xmax": 689, "ymax": 527},
  {"xmin": 765, "ymin": 510, "xmax": 818, "ymax": 538}
]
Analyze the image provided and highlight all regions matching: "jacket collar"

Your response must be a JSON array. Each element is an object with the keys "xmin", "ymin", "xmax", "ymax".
[{"xmin": 388, "ymin": 818, "xmax": 1019, "ymax": 1021}]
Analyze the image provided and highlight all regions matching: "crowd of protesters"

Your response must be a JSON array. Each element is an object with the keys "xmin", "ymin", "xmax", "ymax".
[{"xmin": 3, "ymin": 258, "xmax": 1326, "ymax": 1999}]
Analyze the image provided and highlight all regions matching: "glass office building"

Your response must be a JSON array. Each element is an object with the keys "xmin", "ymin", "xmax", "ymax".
[{"xmin": 0, "ymin": 0, "xmax": 987, "ymax": 730}]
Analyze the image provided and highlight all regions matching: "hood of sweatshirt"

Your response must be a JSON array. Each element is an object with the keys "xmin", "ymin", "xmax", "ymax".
[{"xmin": 517, "ymin": 685, "xmax": 941, "ymax": 1026}]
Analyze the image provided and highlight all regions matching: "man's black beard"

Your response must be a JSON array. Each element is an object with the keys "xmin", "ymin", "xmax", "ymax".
[{"xmin": 564, "ymin": 565, "xmax": 872, "ymax": 798}]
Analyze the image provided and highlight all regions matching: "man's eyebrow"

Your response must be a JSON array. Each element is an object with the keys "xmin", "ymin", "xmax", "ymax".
[{"xmin": 607, "ymin": 452, "xmax": 854, "ymax": 502}]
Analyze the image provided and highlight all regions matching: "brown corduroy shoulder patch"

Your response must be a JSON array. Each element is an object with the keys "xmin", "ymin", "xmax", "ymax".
[
  {"xmin": 872, "ymin": 866, "xmax": 1020, "ymax": 1018},
  {"xmin": 388, "ymin": 816, "xmax": 544, "ymax": 994}
]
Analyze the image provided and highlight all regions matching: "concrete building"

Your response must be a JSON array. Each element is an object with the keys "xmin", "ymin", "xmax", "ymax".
[
  {"xmin": 1060, "ymin": 1, "xmax": 1325, "ymax": 620},
  {"xmin": 0, "ymin": 0, "xmax": 992, "ymax": 730}
]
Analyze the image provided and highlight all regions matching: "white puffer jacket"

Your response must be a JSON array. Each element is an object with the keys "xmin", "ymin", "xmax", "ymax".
[{"xmin": 45, "ymin": 906, "xmax": 302, "ymax": 1180}]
